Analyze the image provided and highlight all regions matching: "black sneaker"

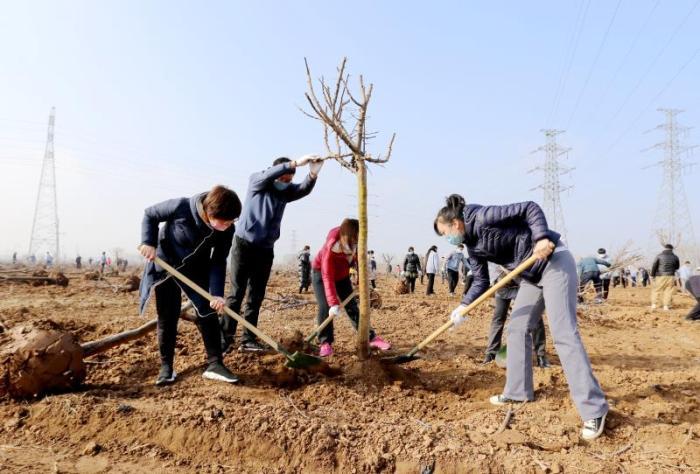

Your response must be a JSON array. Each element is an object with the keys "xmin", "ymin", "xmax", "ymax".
[
  {"xmin": 155, "ymin": 365, "xmax": 176, "ymax": 386},
  {"xmin": 482, "ymin": 353, "xmax": 496, "ymax": 365},
  {"xmin": 537, "ymin": 355, "xmax": 551, "ymax": 368},
  {"xmin": 202, "ymin": 361, "xmax": 239, "ymax": 383},
  {"xmin": 238, "ymin": 340, "xmax": 267, "ymax": 352},
  {"xmin": 581, "ymin": 413, "xmax": 607, "ymax": 440}
]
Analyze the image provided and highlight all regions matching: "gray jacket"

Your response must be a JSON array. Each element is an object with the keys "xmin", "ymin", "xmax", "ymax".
[{"xmin": 236, "ymin": 162, "xmax": 316, "ymax": 248}]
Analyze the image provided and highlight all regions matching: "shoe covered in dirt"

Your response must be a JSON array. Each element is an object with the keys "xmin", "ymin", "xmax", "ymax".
[
  {"xmin": 369, "ymin": 335, "xmax": 391, "ymax": 351},
  {"xmin": 319, "ymin": 342, "xmax": 334, "ymax": 357},
  {"xmin": 581, "ymin": 413, "xmax": 606, "ymax": 440},
  {"xmin": 482, "ymin": 353, "xmax": 496, "ymax": 365},
  {"xmin": 155, "ymin": 364, "xmax": 177, "ymax": 386},
  {"xmin": 202, "ymin": 361, "xmax": 239, "ymax": 383},
  {"xmin": 238, "ymin": 340, "xmax": 266, "ymax": 352},
  {"xmin": 489, "ymin": 394, "xmax": 519, "ymax": 406},
  {"xmin": 536, "ymin": 355, "xmax": 551, "ymax": 368}
]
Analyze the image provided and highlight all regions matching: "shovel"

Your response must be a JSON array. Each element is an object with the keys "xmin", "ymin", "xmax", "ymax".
[
  {"xmin": 304, "ymin": 291, "xmax": 357, "ymax": 344},
  {"xmin": 153, "ymin": 256, "xmax": 323, "ymax": 369},
  {"xmin": 384, "ymin": 254, "xmax": 539, "ymax": 364}
]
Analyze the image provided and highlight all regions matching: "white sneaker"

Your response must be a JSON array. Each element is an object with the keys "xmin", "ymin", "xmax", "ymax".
[
  {"xmin": 581, "ymin": 413, "xmax": 607, "ymax": 440},
  {"xmin": 650, "ymin": 304, "xmax": 657, "ymax": 310},
  {"xmin": 663, "ymin": 306, "xmax": 669, "ymax": 311},
  {"xmin": 489, "ymin": 394, "xmax": 519, "ymax": 406}
]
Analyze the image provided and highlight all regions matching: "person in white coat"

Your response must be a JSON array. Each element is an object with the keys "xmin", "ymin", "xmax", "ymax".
[{"xmin": 425, "ymin": 245, "xmax": 440, "ymax": 295}]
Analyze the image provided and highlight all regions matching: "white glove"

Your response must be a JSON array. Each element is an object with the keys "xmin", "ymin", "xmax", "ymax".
[
  {"xmin": 328, "ymin": 305, "xmax": 341, "ymax": 318},
  {"xmin": 449, "ymin": 305, "xmax": 468, "ymax": 328},
  {"xmin": 295, "ymin": 154, "xmax": 320, "ymax": 167},
  {"xmin": 309, "ymin": 159, "xmax": 324, "ymax": 178}
]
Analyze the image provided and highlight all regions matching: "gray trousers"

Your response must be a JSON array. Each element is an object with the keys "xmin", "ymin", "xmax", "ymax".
[{"xmin": 504, "ymin": 249, "xmax": 608, "ymax": 421}]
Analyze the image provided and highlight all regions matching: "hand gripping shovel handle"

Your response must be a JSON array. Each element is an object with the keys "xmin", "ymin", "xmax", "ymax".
[
  {"xmin": 153, "ymin": 256, "xmax": 292, "ymax": 358},
  {"xmin": 304, "ymin": 291, "xmax": 357, "ymax": 344},
  {"xmin": 404, "ymin": 254, "xmax": 539, "ymax": 359}
]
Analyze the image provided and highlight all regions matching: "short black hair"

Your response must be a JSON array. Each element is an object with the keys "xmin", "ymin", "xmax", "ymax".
[
  {"xmin": 664, "ymin": 244, "xmax": 674, "ymax": 250},
  {"xmin": 272, "ymin": 157, "xmax": 295, "ymax": 174}
]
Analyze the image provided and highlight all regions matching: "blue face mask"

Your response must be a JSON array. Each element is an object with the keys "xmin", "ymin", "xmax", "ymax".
[
  {"xmin": 446, "ymin": 233, "xmax": 464, "ymax": 246},
  {"xmin": 273, "ymin": 180, "xmax": 290, "ymax": 191}
]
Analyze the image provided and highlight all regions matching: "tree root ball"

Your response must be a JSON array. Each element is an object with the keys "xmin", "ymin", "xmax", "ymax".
[
  {"xmin": 0, "ymin": 325, "xmax": 86, "ymax": 399},
  {"xmin": 369, "ymin": 289, "xmax": 382, "ymax": 309},
  {"xmin": 394, "ymin": 280, "xmax": 409, "ymax": 295},
  {"xmin": 120, "ymin": 275, "xmax": 140, "ymax": 292}
]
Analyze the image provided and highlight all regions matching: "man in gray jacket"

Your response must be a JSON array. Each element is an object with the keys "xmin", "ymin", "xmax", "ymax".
[
  {"xmin": 222, "ymin": 155, "xmax": 323, "ymax": 352},
  {"xmin": 577, "ymin": 253, "xmax": 611, "ymax": 303}
]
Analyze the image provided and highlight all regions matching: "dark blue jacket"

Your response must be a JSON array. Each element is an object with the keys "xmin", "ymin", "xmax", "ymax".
[
  {"xmin": 139, "ymin": 193, "xmax": 234, "ymax": 315},
  {"xmin": 460, "ymin": 201, "xmax": 560, "ymax": 306},
  {"xmin": 235, "ymin": 162, "xmax": 316, "ymax": 248}
]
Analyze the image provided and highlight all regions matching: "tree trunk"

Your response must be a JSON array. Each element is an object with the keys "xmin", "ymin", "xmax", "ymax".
[{"xmin": 356, "ymin": 159, "xmax": 371, "ymax": 360}]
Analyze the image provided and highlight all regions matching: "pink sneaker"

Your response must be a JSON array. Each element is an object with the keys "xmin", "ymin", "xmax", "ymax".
[
  {"xmin": 319, "ymin": 342, "xmax": 334, "ymax": 357},
  {"xmin": 369, "ymin": 335, "xmax": 391, "ymax": 351}
]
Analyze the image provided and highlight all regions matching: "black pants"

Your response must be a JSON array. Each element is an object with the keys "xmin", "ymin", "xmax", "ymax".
[
  {"xmin": 601, "ymin": 278, "xmax": 611, "ymax": 299},
  {"xmin": 371, "ymin": 279, "xmax": 376, "ymax": 289},
  {"xmin": 579, "ymin": 271, "xmax": 602, "ymax": 302},
  {"xmin": 222, "ymin": 236, "xmax": 274, "ymax": 345},
  {"xmin": 155, "ymin": 277, "xmax": 222, "ymax": 366},
  {"xmin": 686, "ymin": 297, "xmax": 700, "ymax": 320},
  {"xmin": 312, "ymin": 270, "xmax": 375, "ymax": 344},
  {"xmin": 485, "ymin": 295, "xmax": 546, "ymax": 357},
  {"xmin": 447, "ymin": 269, "xmax": 459, "ymax": 293},
  {"xmin": 462, "ymin": 274, "xmax": 473, "ymax": 295},
  {"xmin": 406, "ymin": 277, "xmax": 416, "ymax": 293},
  {"xmin": 426, "ymin": 273, "xmax": 436, "ymax": 295}
]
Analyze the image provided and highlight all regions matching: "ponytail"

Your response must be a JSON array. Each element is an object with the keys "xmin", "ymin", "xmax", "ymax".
[{"xmin": 434, "ymin": 194, "xmax": 466, "ymax": 235}]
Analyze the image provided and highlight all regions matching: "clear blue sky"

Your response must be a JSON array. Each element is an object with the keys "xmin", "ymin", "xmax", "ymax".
[{"xmin": 1, "ymin": 0, "xmax": 699, "ymax": 264}]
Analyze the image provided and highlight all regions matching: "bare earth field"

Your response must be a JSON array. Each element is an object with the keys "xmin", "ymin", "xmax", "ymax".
[{"xmin": 1, "ymin": 270, "xmax": 699, "ymax": 473}]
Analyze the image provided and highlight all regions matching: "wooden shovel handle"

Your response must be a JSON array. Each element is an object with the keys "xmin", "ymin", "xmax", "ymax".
[
  {"xmin": 305, "ymin": 291, "xmax": 357, "ymax": 343},
  {"xmin": 408, "ymin": 255, "xmax": 539, "ymax": 357},
  {"xmin": 154, "ymin": 256, "xmax": 289, "ymax": 356}
]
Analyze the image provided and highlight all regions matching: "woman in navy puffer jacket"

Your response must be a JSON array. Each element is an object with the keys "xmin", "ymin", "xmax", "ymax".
[{"xmin": 434, "ymin": 194, "xmax": 608, "ymax": 441}]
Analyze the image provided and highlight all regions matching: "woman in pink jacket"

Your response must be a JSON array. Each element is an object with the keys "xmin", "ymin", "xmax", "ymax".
[{"xmin": 312, "ymin": 218, "xmax": 391, "ymax": 357}]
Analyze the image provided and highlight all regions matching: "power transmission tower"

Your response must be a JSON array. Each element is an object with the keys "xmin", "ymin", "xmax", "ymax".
[
  {"xmin": 530, "ymin": 129, "xmax": 573, "ymax": 242},
  {"xmin": 28, "ymin": 107, "xmax": 60, "ymax": 262},
  {"xmin": 643, "ymin": 108, "xmax": 697, "ymax": 260}
]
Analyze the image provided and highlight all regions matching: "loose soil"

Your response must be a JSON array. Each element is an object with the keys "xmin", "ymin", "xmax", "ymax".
[{"xmin": 0, "ymin": 269, "xmax": 698, "ymax": 473}]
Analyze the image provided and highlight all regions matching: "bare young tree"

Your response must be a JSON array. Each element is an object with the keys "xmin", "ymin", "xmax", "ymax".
[
  {"xmin": 302, "ymin": 57, "xmax": 395, "ymax": 359},
  {"xmin": 382, "ymin": 253, "xmax": 394, "ymax": 273}
]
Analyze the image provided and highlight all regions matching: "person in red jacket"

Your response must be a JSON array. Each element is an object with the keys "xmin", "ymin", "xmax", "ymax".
[{"xmin": 312, "ymin": 218, "xmax": 392, "ymax": 357}]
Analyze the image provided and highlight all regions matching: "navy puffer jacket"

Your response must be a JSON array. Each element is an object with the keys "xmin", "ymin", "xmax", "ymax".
[
  {"xmin": 461, "ymin": 201, "xmax": 560, "ymax": 306},
  {"xmin": 138, "ymin": 193, "xmax": 234, "ymax": 315}
]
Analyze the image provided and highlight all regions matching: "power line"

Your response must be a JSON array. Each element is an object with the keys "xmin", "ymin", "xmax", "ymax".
[
  {"xmin": 604, "ymin": 0, "xmax": 700, "ymax": 128},
  {"xmin": 548, "ymin": 0, "xmax": 591, "ymax": 127},
  {"xmin": 565, "ymin": 0, "xmax": 622, "ymax": 129},
  {"xmin": 588, "ymin": 0, "xmax": 660, "ymax": 121}
]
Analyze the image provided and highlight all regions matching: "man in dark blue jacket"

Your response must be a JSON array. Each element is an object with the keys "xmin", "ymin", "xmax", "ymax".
[
  {"xmin": 434, "ymin": 195, "xmax": 608, "ymax": 440},
  {"xmin": 139, "ymin": 185, "xmax": 241, "ymax": 386},
  {"xmin": 222, "ymin": 155, "xmax": 323, "ymax": 352}
]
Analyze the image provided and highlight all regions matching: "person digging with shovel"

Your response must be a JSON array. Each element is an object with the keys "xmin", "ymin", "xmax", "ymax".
[
  {"xmin": 221, "ymin": 155, "xmax": 323, "ymax": 353},
  {"xmin": 434, "ymin": 194, "xmax": 608, "ymax": 441},
  {"xmin": 312, "ymin": 218, "xmax": 391, "ymax": 357},
  {"xmin": 139, "ymin": 185, "xmax": 242, "ymax": 386}
]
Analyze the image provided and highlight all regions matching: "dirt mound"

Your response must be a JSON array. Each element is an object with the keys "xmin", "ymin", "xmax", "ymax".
[
  {"xmin": 0, "ymin": 324, "xmax": 85, "ymax": 398},
  {"xmin": 48, "ymin": 272, "xmax": 69, "ymax": 287},
  {"xmin": 117, "ymin": 274, "xmax": 140, "ymax": 292},
  {"xmin": 83, "ymin": 271, "xmax": 100, "ymax": 281},
  {"xmin": 394, "ymin": 279, "xmax": 409, "ymax": 295},
  {"xmin": 345, "ymin": 357, "xmax": 422, "ymax": 388}
]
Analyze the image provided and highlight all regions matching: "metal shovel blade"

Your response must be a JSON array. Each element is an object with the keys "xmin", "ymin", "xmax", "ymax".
[
  {"xmin": 381, "ymin": 353, "xmax": 421, "ymax": 365},
  {"xmin": 284, "ymin": 351, "xmax": 323, "ymax": 369}
]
